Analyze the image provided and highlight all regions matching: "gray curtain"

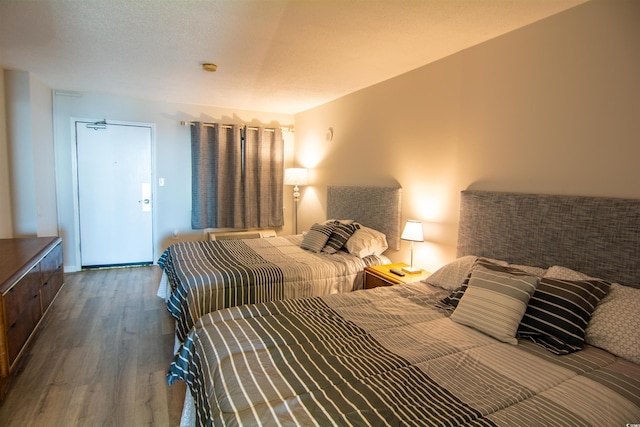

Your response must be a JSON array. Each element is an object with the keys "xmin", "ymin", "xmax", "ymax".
[
  {"xmin": 191, "ymin": 123, "xmax": 284, "ymax": 229},
  {"xmin": 244, "ymin": 127, "xmax": 284, "ymax": 228}
]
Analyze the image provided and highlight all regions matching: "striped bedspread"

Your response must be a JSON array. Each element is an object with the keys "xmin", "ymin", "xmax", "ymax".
[
  {"xmin": 159, "ymin": 236, "xmax": 386, "ymax": 342},
  {"xmin": 168, "ymin": 283, "xmax": 640, "ymax": 426}
]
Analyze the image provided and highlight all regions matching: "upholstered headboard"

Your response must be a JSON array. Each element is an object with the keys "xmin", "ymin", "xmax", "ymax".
[
  {"xmin": 327, "ymin": 185, "xmax": 402, "ymax": 250},
  {"xmin": 457, "ymin": 190, "xmax": 640, "ymax": 286}
]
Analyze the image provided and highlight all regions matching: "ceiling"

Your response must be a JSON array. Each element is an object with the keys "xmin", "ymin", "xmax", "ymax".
[{"xmin": 0, "ymin": 0, "xmax": 587, "ymax": 114}]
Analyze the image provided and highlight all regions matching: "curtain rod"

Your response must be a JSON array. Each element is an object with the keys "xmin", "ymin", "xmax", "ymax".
[{"xmin": 180, "ymin": 120, "xmax": 294, "ymax": 133}]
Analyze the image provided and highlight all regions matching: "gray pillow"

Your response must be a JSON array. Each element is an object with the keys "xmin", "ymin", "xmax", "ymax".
[
  {"xmin": 450, "ymin": 264, "xmax": 539, "ymax": 345},
  {"xmin": 439, "ymin": 258, "xmax": 528, "ymax": 308},
  {"xmin": 301, "ymin": 223, "xmax": 336, "ymax": 253}
]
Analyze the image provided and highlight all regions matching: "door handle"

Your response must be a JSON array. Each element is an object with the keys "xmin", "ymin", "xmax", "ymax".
[{"xmin": 140, "ymin": 183, "xmax": 151, "ymax": 212}]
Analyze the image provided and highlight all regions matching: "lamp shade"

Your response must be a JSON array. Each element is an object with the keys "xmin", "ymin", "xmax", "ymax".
[
  {"xmin": 284, "ymin": 168, "xmax": 308, "ymax": 186},
  {"xmin": 401, "ymin": 220, "xmax": 424, "ymax": 242}
]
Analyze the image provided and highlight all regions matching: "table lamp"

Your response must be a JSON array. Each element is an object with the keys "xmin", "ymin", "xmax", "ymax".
[{"xmin": 401, "ymin": 220, "xmax": 424, "ymax": 273}]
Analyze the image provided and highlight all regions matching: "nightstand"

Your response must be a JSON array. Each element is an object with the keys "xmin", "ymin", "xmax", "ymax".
[{"xmin": 363, "ymin": 263, "xmax": 430, "ymax": 289}]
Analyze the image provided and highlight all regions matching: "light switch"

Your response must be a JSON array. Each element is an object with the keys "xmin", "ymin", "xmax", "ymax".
[{"xmin": 159, "ymin": 178, "xmax": 165, "ymax": 186}]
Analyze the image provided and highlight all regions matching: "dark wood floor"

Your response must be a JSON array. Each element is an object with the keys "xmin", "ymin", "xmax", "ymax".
[{"xmin": 0, "ymin": 266, "xmax": 186, "ymax": 426}]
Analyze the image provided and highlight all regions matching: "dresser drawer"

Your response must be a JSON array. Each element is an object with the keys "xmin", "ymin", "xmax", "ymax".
[
  {"xmin": 40, "ymin": 268, "xmax": 64, "ymax": 311},
  {"xmin": 5, "ymin": 293, "xmax": 42, "ymax": 365},
  {"xmin": 41, "ymin": 244, "xmax": 63, "ymax": 282},
  {"xmin": 2, "ymin": 265, "xmax": 41, "ymax": 327}
]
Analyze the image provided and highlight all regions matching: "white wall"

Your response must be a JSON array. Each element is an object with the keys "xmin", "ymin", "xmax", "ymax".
[
  {"xmin": 0, "ymin": 69, "xmax": 12, "ymax": 237},
  {"xmin": 0, "ymin": 70, "xmax": 58, "ymax": 241},
  {"xmin": 4, "ymin": 69, "xmax": 36, "ymax": 236},
  {"xmin": 294, "ymin": 0, "xmax": 640, "ymax": 273},
  {"xmin": 53, "ymin": 92, "xmax": 295, "ymax": 271},
  {"xmin": 30, "ymin": 74, "xmax": 58, "ymax": 237},
  {"xmin": 1, "ymin": 69, "xmax": 58, "ymax": 239}
]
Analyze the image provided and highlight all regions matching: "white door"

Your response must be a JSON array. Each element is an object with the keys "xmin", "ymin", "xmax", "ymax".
[{"xmin": 76, "ymin": 121, "xmax": 153, "ymax": 267}]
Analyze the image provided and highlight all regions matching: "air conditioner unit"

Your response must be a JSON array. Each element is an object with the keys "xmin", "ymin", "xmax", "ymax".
[{"xmin": 207, "ymin": 229, "xmax": 277, "ymax": 241}]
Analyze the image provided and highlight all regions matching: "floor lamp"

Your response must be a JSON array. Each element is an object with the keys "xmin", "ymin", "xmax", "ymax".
[
  {"xmin": 401, "ymin": 220, "xmax": 424, "ymax": 273},
  {"xmin": 284, "ymin": 168, "xmax": 308, "ymax": 234}
]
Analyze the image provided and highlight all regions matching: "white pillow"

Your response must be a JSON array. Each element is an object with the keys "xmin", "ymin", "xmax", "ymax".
[
  {"xmin": 344, "ymin": 226, "xmax": 388, "ymax": 258},
  {"xmin": 322, "ymin": 219, "xmax": 355, "ymax": 225},
  {"xmin": 423, "ymin": 256, "xmax": 478, "ymax": 291},
  {"xmin": 585, "ymin": 283, "xmax": 640, "ymax": 364},
  {"xmin": 544, "ymin": 265, "xmax": 594, "ymax": 281},
  {"xmin": 508, "ymin": 264, "xmax": 547, "ymax": 277}
]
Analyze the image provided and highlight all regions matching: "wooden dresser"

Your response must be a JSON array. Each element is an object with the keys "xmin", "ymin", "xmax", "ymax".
[{"xmin": 0, "ymin": 237, "xmax": 63, "ymax": 401}]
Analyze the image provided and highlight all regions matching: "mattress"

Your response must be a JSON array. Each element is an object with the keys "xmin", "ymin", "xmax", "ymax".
[
  {"xmin": 159, "ymin": 235, "xmax": 388, "ymax": 341},
  {"xmin": 168, "ymin": 282, "xmax": 640, "ymax": 426}
]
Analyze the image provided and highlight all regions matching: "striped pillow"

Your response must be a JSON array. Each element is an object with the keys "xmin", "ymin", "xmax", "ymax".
[
  {"xmin": 300, "ymin": 223, "xmax": 336, "ymax": 253},
  {"xmin": 322, "ymin": 223, "xmax": 360, "ymax": 254},
  {"xmin": 439, "ymin": 258, "xmax": 529, "ymax": 308},
  {"xmin": 450, "ymin": 265, "xmax": 539, "ymax": 345},
  {"xmin": 518, "ymin": 277, "xmax": 611, "ymax": 354},
  {"xmin": 439, "ymin": 284, "xmax": 468, "ymax": 310}
]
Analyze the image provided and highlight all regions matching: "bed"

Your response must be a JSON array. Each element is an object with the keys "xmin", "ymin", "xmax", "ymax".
[
  {"xmin": 158, "ymin": 185, "xmax": 402, "ymax": 342},
  {"xmin": 167, "ymin": 190, "xmax": 640, "ymax": 426}
]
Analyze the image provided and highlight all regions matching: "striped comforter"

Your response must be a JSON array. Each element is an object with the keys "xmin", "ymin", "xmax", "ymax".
[
  {"xmin": 159, "ymin": 236, "xmax": 386, "ymax": 342},
  {"xmin": 168, "ymin": 282, "xmax": 640, "ymax": 426}
]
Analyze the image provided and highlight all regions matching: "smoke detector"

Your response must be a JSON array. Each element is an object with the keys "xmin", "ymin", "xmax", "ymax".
[{"xmin": 202, "ymin": 63, "xmax": 218, "ymax": 72}]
